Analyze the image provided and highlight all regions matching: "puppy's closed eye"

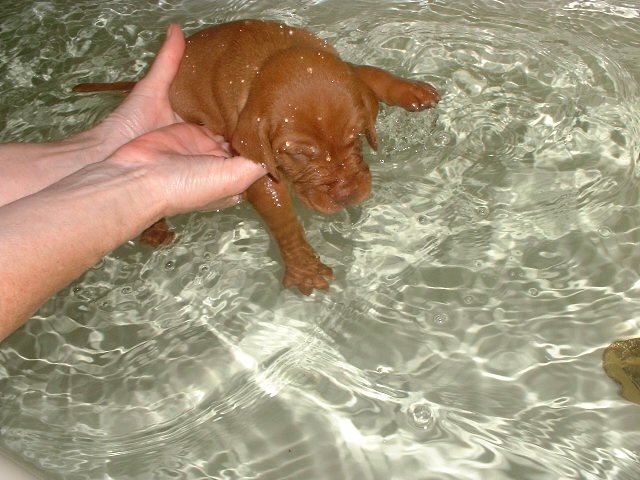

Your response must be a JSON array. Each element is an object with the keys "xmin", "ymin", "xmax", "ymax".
[{"xmin": 280, "ymin": 142, "xmax": 320, "ymax": 162}]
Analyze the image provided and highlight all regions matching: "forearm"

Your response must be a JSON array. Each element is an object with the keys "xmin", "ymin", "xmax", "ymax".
[
  {"xmin": 0, "ymin": 158, "xmax": 163, "ymax": 341},
  {"xmin": 0, "ymin": 124, "xmax": 122, "ymax": 207}
]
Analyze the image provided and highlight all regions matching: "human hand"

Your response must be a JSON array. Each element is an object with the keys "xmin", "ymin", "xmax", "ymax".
[
  {"xmin": 95, "ymin": 24, "xmax": 186, "ymax": 148},
  {"xmin": 109, "ymin": 122, "xmax": 266, "ymax": 215}
]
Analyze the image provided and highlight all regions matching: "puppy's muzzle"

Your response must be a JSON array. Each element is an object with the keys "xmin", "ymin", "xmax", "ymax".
[{"xmin": 327, "ymin": 167, "xmax": 371, "ymax": 207}]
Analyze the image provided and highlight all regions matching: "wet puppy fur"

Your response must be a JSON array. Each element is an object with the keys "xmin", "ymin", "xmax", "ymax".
[{"xmin": 74, "ymin": 20, "xmax": 441, "ymax": 294}]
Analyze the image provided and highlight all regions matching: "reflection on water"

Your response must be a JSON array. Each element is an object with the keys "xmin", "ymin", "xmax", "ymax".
[{"xmin": 1, "ymin": 0, "xmax": 640, "ymax": 479}]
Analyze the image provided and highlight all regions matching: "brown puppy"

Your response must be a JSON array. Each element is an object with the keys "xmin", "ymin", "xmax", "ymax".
[{"xmin": 74, "ymin": 20, "xmax": 440, "ymax": 294}]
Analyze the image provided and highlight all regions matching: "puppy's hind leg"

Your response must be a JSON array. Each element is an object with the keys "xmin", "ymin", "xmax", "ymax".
[{"xmin": 140, "ymin": 219, "xmax": 176, "ymax": 247}]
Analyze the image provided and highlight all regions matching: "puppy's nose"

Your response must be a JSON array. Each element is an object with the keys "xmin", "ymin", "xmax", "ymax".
[
  {"xmin": 329, "ymin": 172, "xmax": 370, "ymax": 206},
  {"xmin": 329, "ymin": 178, "xmax": 355, "ymax": 205}
]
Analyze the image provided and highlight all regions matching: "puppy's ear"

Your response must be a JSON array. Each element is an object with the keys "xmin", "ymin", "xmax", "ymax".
[
  {"xmin": 360, "ymin": 84, "xmax": 380, "ymax": 151},
  {"xmin": 231, "ymin": 106, "xmax": 281, "ymax": 181}
]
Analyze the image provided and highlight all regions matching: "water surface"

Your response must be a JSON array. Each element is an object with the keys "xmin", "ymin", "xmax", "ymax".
[{"xmin": 1, "ymin": 0, "xmax": 639, "ymax": 479}]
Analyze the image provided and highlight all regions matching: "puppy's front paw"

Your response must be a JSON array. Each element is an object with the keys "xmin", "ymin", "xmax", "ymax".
[
  {"xmin": 283, "ymin": 251, "xmax": 334, "ymax": 295},
  {"xmin": 391, "ymin": 79, "xmax": 441, "ymax": 111}
]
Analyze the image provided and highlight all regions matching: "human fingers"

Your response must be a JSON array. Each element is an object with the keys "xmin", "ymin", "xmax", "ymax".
[
  {"xmin": 126, "ymin": 123, "xmax": 231, "ymax": 158},
  {"xmin": 163, "ymin": 155, "xmax": 266, "ymax": 216},
  {"xmin": 198, "ymin": 194, "xmax": 243, "ymax": 212},
  {"xmin": 135, "ymin": 24, "xmax": 185, "ymax": 95}
]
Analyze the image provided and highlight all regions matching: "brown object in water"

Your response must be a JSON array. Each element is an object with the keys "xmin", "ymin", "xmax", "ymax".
[
  {"xmin": 602, "ymin": 338, "xmax": 640, "ymax": 405},
  {"xmin": 139, "ymin": 219, "xmax": 176, "ymax": 247},
  {"xmin": 72, "ymin": 81, "xmax": 136, "ymax": 94},
  {"xmin": 73, "ymin": 20, "xmax": 441, "ymax": 294}
]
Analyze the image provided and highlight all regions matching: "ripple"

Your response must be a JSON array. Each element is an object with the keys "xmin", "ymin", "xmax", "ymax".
[{"xmin": 1, "ymin": 1, "xmax": 640, "ymax": 479}]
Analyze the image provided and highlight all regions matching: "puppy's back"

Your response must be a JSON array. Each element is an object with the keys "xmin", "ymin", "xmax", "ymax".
[{"xmin": 169, "ymin": 20, "xmax": 337, "ymax": 137}]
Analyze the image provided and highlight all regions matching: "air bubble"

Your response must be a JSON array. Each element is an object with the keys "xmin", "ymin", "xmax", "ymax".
[
  {"xmin": 433, "ymin": 313, "xmax": 449, "ymax": 326},
  {"xmin": 433, "ymin": 132, "xmax": 452, "ymax": 147},
  {"xmin": 376, "ymin": 365, "xmax": 393, "ymax": 374},
  {"xmin": 598, "ymin": 226, "xmax": 612, "ymax": 238},
  {"xmin": 408, "ymin": 401, "xmax": 435, "ymax": 430},
  {"xmin": 165, "ymin": 261, "xmax": 175, "ymax": 271}
]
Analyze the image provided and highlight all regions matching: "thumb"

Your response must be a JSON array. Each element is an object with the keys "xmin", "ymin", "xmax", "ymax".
[
  {"xmin": 207, "ymin": 156, "xmax": 268, "ymax": 198},
  {"xmin": 138, "ymin": 24, "xmax": 185, "ymax": 92}
]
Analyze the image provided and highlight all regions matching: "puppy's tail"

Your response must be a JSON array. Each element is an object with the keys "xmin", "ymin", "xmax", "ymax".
[{"xmin": 72, "ymin": 81, "xmax": 137, "ymax": 94}]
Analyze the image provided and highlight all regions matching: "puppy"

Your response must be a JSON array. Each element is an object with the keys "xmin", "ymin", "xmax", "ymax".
[{"xmin": 74, "ymin": 20, "xmax": 440, "ymax": 294}]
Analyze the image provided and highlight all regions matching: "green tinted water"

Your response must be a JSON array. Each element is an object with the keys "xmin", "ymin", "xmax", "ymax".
[{"xmin": 1, "ymin": 1, "xmax": 639, "ymax": 479}]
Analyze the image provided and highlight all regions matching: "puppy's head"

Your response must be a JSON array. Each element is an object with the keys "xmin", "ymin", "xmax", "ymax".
[{"xmin": 232, "ymin": 49, "xmax": 379, "ymax": 214}]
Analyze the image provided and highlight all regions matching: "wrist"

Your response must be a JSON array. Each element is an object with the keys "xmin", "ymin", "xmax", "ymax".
[
  {"xmin": 68, "ymin": 122, "xmax": 125, "ymax": 162},
  {"xmin": 0, "ymin": 126, "xmax": 121, "ymax": 207},
  {"xmin": 104, "ymin": 145, "xmax": 170, "ymax": 221}
]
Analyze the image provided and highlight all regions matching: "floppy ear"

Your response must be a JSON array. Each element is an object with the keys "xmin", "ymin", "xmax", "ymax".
[
  {"xmin": 359, "ymin": 84, "xmax": 380, "ymax": 151},
  {"xmin": 231, "ymin": 105, "xmax": 281, "ymax": 181}
]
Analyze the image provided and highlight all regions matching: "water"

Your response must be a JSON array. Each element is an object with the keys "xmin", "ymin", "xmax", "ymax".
[{"xmin": 1, "ymin": 0, "xmax": 640, "ymax": 478}]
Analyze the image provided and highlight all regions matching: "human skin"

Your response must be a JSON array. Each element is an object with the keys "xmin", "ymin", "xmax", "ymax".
[
  {"xmin": 0, "ymin": 24, "xmax": 188, "ymax": 207},
  {"xmin": 0, "ymin": 25, "xmax": 266, "ymax": 342}
]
